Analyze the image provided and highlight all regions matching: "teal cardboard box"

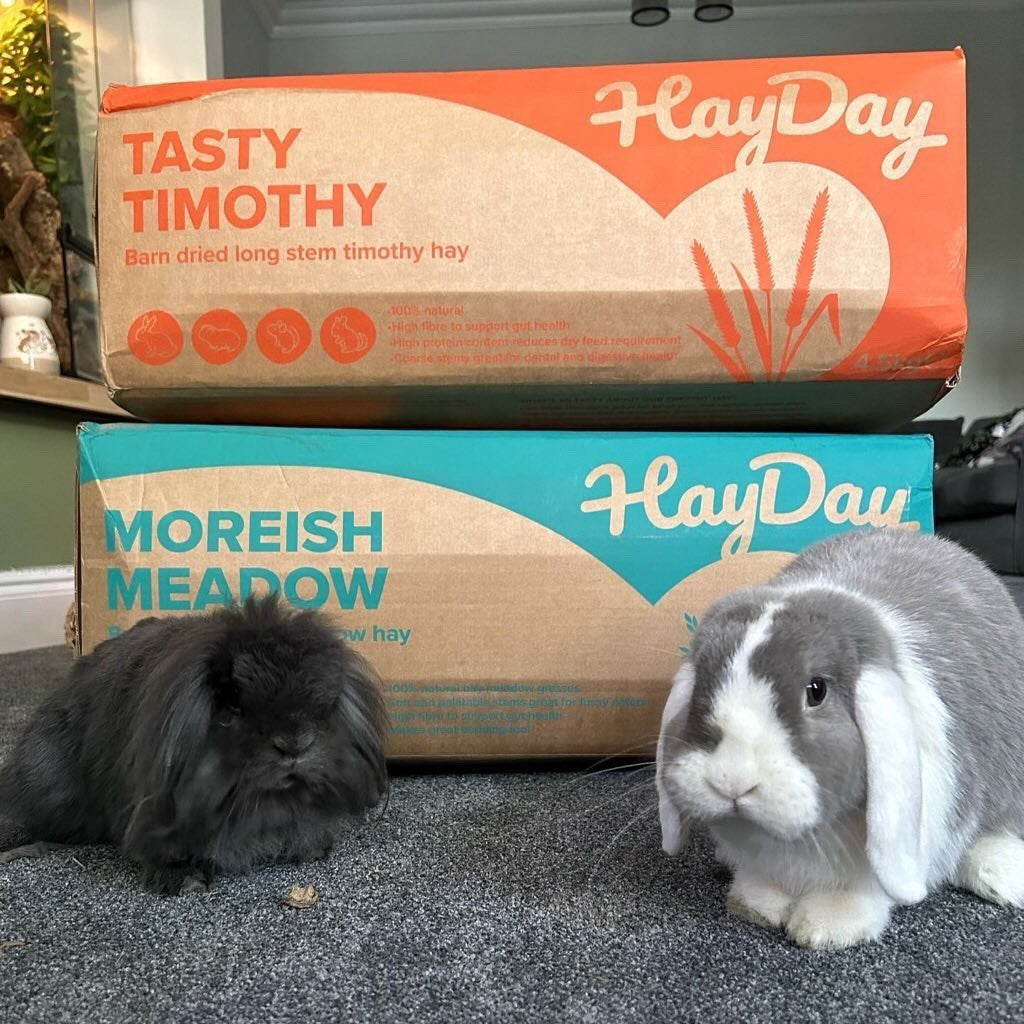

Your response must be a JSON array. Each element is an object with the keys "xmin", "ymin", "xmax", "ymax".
[{"xmin": 77, "ymin": 425, "xmax": 934, "ymax": 758}]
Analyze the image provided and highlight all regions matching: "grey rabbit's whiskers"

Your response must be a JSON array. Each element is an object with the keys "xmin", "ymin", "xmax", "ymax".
[{"xmin": 588, "ymin": 801, "xmax": 661, "ymax": 886}]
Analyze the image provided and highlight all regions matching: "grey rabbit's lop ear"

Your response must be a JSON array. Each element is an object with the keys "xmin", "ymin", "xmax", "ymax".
[
  {"xmin": 854, "ymin": 664, "xmax": 929, "ymax": 905},
  {"xmin": 656, "ymin": 662, "xmax": 696, "ymax": 856}
]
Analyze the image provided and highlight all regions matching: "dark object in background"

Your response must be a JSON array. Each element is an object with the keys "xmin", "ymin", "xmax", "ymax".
[
  {"xmin": 894, "ymin": 417, "xmax": 964, "ymax": 466},
  {"xmin": 935, "ymin": 460, "xmax": 1023, "ymax": 574},
  {"xmin": 0, "ymin": 595, "xmax": 388, "ymax": 894},
  {"xmin": 941, "ymin": 407, "xmax": 1024, "ymax": 468},
  {"xmin": 932, "ymin": 409, "xmax": 1024, "ymax": 576}
]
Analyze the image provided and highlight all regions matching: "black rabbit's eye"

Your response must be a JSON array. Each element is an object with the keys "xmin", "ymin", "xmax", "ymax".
[
  {"xmin": 805, "ymin": 677, "xmax": 828, "ymax": 707},
  {"xmin": 216, "ymin": 706, "xmax": 240, "ymax": 727}
]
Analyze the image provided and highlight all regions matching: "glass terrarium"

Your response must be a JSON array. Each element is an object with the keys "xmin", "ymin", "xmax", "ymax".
[{"xmin": 46, "ymin": 0, "xmax": 135, "ymax": 380}]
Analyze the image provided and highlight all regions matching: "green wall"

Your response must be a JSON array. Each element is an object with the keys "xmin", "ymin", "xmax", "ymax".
[{"xmin": 0, "ymin": 401, "xmax": 82, "ymax": 570}]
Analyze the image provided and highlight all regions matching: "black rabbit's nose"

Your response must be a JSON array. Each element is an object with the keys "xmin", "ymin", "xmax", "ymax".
[{"xmin": 272, "ymin": 732, "xmax": 315, "ymax": 759}]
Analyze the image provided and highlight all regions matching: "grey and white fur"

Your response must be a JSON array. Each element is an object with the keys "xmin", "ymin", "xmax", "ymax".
[{"xmin": 656, "ymin": 529, "xmax": 1024, "ymax": 949}]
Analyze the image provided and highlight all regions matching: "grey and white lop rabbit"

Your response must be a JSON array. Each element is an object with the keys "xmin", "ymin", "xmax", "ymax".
[{"xmin": 657, "ymin": 529, "xmax": 1024, "ymax": 948}]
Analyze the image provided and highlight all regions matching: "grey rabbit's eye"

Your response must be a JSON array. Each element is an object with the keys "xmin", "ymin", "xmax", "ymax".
[{"xmin": 805, "ymin": 676, "xmax": 828, "ymax": 708}]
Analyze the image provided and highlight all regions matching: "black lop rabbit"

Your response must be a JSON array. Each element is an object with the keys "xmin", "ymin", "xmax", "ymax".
[{"xmin": 0, "ymin": 595, "xmax": 388, "ymax": 894}]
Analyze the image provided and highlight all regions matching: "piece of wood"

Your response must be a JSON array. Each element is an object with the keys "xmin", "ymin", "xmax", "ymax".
[
  {"xmin": 0, "ymin": 364, "xmax": 132, "ymax": 418},
  {"xmin": 0, "ymin": 124, "xmax": 73, "ymax": 372}
]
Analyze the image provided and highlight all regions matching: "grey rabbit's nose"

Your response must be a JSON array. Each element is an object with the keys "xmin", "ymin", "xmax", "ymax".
[
  {"xmin": 707, "ymin": 777, "xmax": 759, "ymax": 802},
  {"xmin": 272, "ymin": 732, "xmax": 315, "ymax": 759}
]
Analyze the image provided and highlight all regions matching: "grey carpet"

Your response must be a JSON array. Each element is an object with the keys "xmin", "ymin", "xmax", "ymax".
[{"xmin": 2, "ymin": 647, "xmax": 1023, "ymax": 1024}]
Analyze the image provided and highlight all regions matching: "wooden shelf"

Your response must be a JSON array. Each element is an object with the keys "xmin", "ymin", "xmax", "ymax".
[{"xmin": 0, "ymin": 364, "xmax": 133, "ymax": 419}]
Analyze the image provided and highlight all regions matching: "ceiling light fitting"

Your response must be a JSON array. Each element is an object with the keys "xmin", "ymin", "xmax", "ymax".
[
  {"xmin": 694, "ymin": 2, "xmax": 734, "ymax": 22},
  {"xmin": 631, "ymin": 2, "xmax": 670, "ymax": 27}
]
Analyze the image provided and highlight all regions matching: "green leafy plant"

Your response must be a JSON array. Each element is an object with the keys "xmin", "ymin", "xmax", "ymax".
[
  {"xmin": 8, "ymin": 272, "xmax": 52, "ymax": 296},
  {"xmin": 0, "ymin": 1, "xmax": 84, "ymax": 196}
]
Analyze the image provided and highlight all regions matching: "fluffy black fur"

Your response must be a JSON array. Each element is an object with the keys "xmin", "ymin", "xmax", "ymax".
[{"xmin": 0, "ymin": 596, "xmax": 388, "ymax": 894}]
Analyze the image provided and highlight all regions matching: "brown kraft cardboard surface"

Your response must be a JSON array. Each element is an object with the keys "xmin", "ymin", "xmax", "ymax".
[
  {"xmin": 95, "ymin": 51, "xmax": 967, "ymax": 429},
  {"xmin": 77, "ymin": 425, "xmax": 936, "ymax": 759}
]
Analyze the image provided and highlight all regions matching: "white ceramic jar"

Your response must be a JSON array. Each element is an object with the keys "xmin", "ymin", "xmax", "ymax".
[{"xmin": 0, "ymin": 292, "xmax": 60, "ymax": 375}]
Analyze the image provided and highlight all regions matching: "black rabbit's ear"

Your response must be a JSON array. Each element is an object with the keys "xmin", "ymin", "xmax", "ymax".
[
  {"xmin": 158, "ymin": 663, "xmax": 214, "ymax": 785},
  {"xmin": 121, "ymin": 644, "xmax": 218, "ymax": 854},
  {"xmin": 133, "ymin": 640, "xmax": 217, "ymax": 797},
  {"xmin": 338, "ymin": 648, "xmax": 388, "ymax": 726},
  {"xmin": 335, "ymin": 648, "xmax": 389, "ymax": 780}
]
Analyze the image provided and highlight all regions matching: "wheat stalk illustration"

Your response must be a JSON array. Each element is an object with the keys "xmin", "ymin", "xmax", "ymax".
[
  {"xmin": 742, "ymin": 189, "xmax": 775, "ymax": 376},
  {"xmin": 689, "ymin": 241, "xmax": 751, "ymax": 382},
  {"xmin": 686, "ymin": 186, "xmax": 842, "ymax": 382},
  {"xmin": 778, "ymin": 188, "xmax": 829, "ymax": 379}
]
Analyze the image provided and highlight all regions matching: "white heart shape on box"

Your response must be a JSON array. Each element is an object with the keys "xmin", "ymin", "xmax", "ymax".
[{"xmin": 109, "ymin": 90, "xmax": 890, "ymax": 380}]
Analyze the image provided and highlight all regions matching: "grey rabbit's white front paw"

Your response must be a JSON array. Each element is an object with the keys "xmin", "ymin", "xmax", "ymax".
[
  {"xmin": 785, "ymin": 887, "xmax": 892, "ymax": 950},
  {"xmin": 957, "ymin": 834, "xmax": 1024, "ymax": 908},
  {"xmin": 727, "ymin": 871, "xmax": 793, "ymax": 930}
]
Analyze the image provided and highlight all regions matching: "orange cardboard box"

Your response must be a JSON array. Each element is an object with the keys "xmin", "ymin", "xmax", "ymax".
[{"xmin": 96, "ymin": 51, "xmax": 966, "ymax": 430}]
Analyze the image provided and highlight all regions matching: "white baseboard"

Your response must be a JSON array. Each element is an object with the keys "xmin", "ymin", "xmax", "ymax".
[{"xmin": 0, "ymin": 566, "xmax": 74, "ymax": 655}]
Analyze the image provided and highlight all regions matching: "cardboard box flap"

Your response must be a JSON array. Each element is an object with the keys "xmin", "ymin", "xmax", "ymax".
[{"xmin": 101, "ymin": 378, "xmax": 956, "ymax": 433}]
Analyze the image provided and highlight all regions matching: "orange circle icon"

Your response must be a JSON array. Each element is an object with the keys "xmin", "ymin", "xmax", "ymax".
[
  {"xmin": 192, "ymin": 309, "xmax": 247, "ymax": 365},
  {"xmin": 128, "ymin": 310, "xmax": 183, "ymax": 366},
  {"xmin": 320, "ymin": 307, "xmax": 376, "ymax": 364},
  {"xmin": 256, "ymin": 308, "xmax": 312, "ymax": 364}
]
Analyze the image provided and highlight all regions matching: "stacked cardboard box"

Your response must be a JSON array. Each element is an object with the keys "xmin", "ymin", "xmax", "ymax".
[
  {"xmin": 77, "ymin": 425, "xmax": 935, "ymax": 758},
  {"xmin": 79, "ymin": 51, "xmax": 964, "ymax": 757}
]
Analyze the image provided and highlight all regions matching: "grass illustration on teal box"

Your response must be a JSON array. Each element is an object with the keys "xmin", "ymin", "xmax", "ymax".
[{"xmin": 679, "ymin": 612, "xmax": 699, "ymax": 657}]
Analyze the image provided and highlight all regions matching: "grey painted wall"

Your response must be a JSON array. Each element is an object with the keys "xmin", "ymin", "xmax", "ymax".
[
  {"xmin": 221, "ymin": 0, "xmax": 270, "ymax": 77},
  {"xmin": 0, "ymin": 403, "xmax": 80, "ymax": 571}
]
